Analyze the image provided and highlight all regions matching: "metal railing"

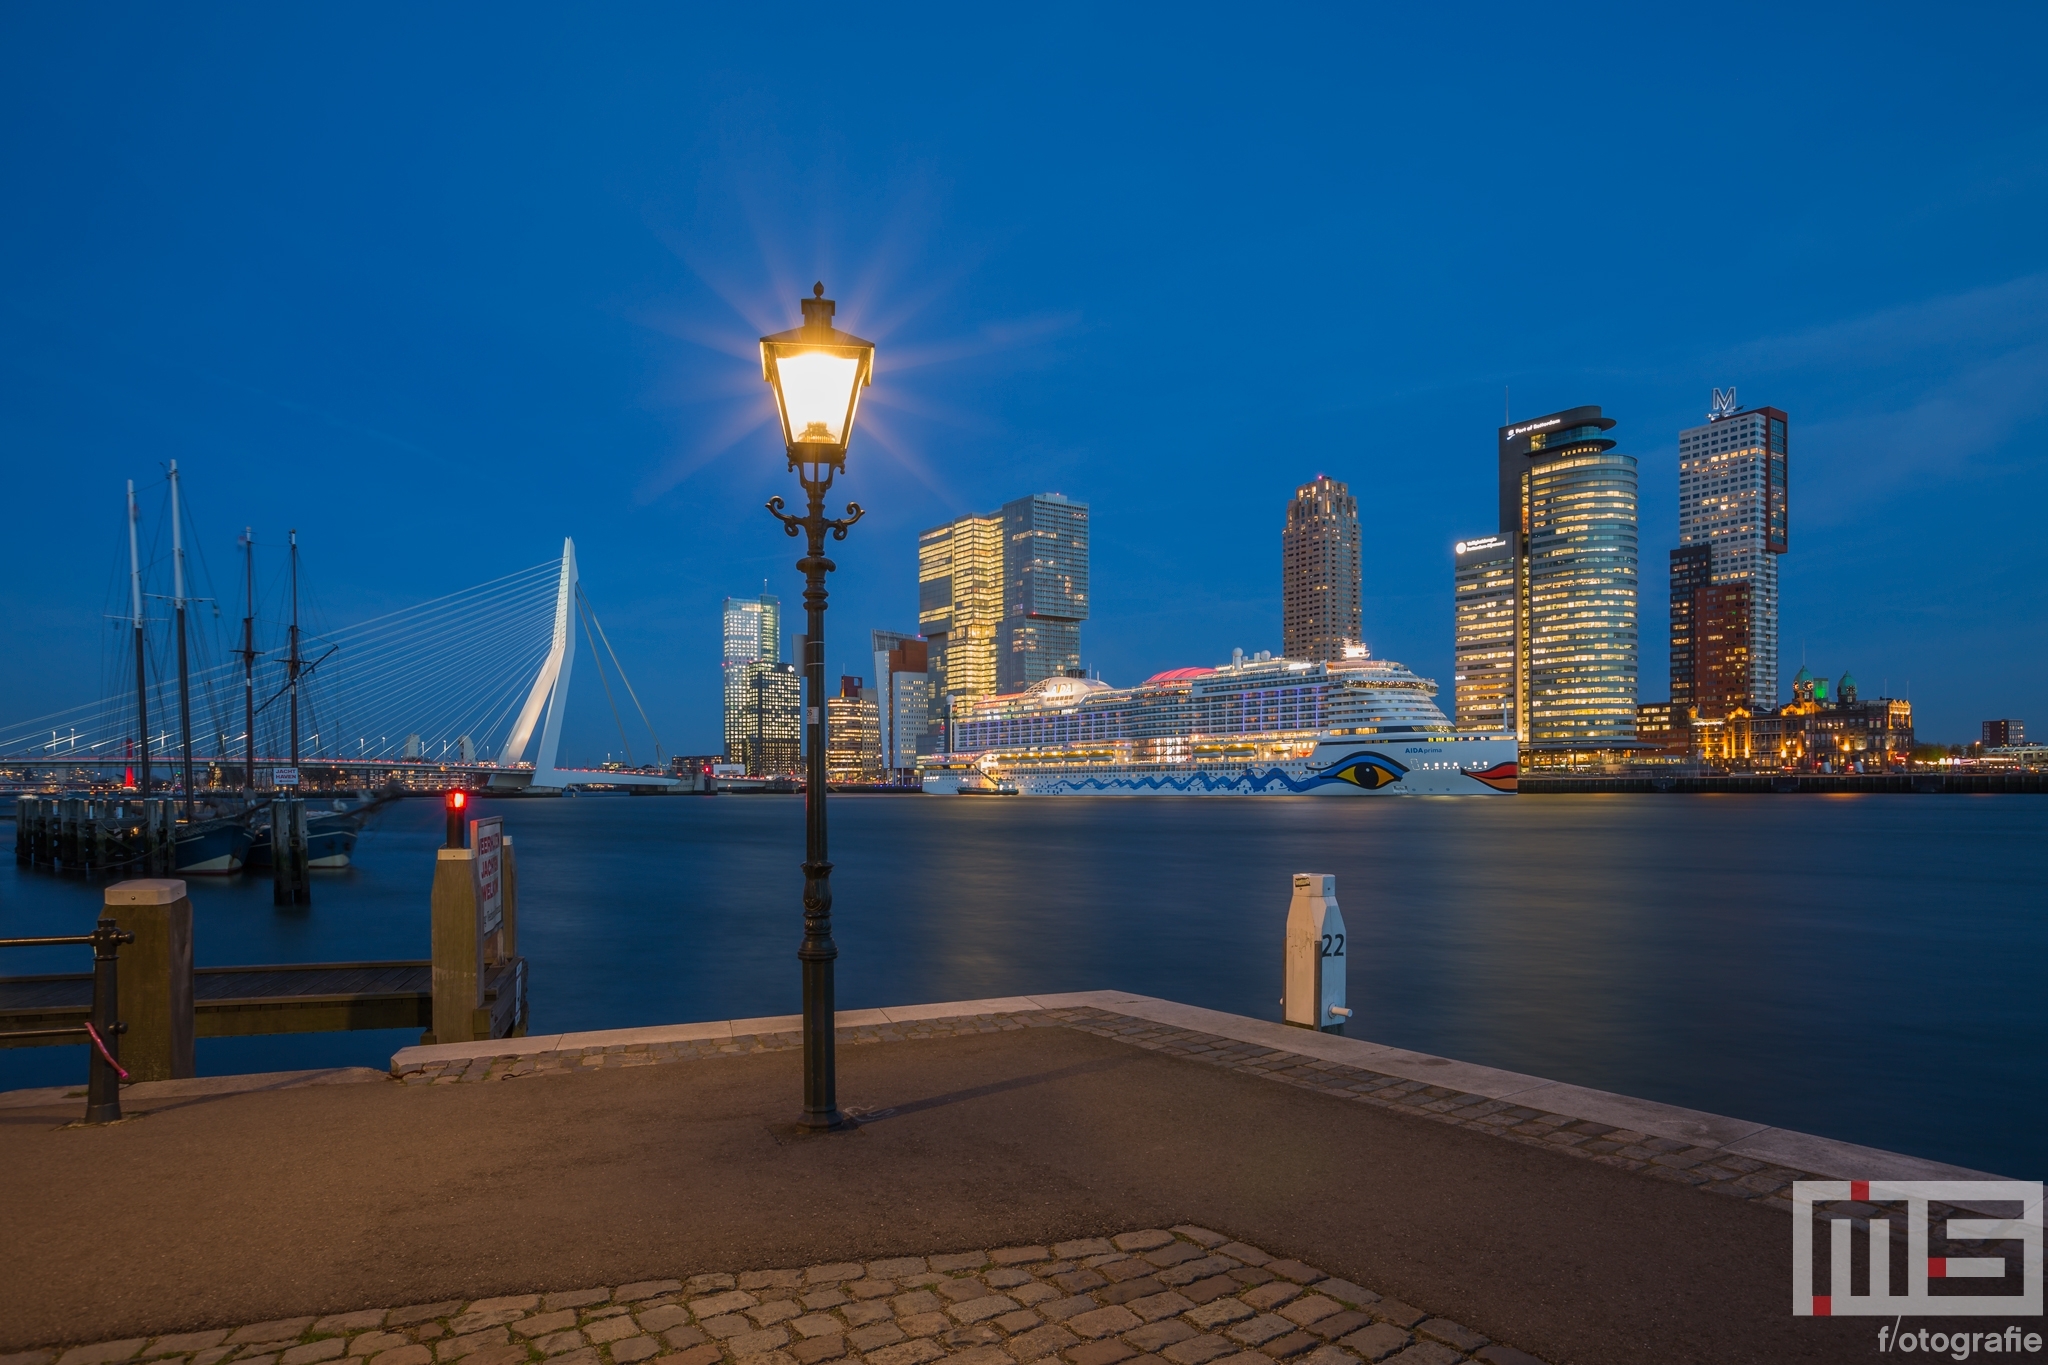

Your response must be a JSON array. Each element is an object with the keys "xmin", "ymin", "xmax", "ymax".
[{"xmin": 0, "ymin": 918, "xmax": 134, "ymax": 1122}]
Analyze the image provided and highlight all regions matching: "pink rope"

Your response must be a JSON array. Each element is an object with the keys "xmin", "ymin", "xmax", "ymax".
[{"xmin": 83, "ymin": 1021, "xmax": 130, "ymax": 1081}]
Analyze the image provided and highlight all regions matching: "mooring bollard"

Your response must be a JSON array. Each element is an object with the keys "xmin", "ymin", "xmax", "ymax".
[
  {"xmin": 105, "ymin": 878, "xmax": 195, "ymax": 1082},
  {"xmin": 1282, "ymin": 873, "xmax": 1350, "ymax": 1034}
]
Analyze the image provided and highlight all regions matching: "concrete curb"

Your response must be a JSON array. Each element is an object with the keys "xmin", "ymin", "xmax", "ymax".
[
  {"xmin": 386, "ymin": 987, "xmax": 2008, "ymax": 1185},
  {"xmin": 0, "ymin": 1065, "xmax": 386, "ymax": 1110}
]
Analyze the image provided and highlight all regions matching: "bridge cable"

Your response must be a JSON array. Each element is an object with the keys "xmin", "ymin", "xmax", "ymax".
[
  {"xmin": 577, "ymin": 586, "xmax": 666, "ymax": 767},
  {"xmin": 576, "ymin": 597, "xmax": 633, "ymax": 768}
]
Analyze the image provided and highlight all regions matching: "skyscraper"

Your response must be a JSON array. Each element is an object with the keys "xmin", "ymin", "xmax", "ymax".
[
  {"xmin": 1451, "ymin": 533, "xmax": 1515, "ymax": 732},
  {"xmin": 1501, "ymin": 408, "xmax": 1639, "ymax": 749},
  {"xmin": 825, "ymin": 676, "xmax": 881, "ymax": 783},
  {"xmin": 918, "ymin": 512, "xmax": 1003, "ymax": 727},
  {"xmin": 722, "ymin": 593, "xmax": 779, "ymax": 668},
  {"xmin": 1676, "ymin": 392, "xmax": 1788, "ymax": 712},
  {"xmin": 1667, "ymin": 543, "xmax": 1711, "ymax": 714},
  {"xmin": 871, "ymin": 630, "xmax": 931, "ymax": 774},
  {"xmin": 1695, "ymin": 581, "xmax": 1754, "ymax": 719},
  {"xmin": 722, "ymin": 593, "xmax": 799, "ymax": 773},
  {"xmin": 998, "ymin": 493, "xmax": 1090, "ymax": 692},
  {"xmin": 1282, "ymin": 476, "xmax": 1361, "ymax": 662},
  {"xmin": 920, "ymin": 493, "xmax": 1089, "ymax": 704}
]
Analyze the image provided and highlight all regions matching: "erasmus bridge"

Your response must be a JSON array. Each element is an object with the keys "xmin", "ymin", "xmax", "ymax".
[{"xmin": 0, "ymin": 539, "xmax": 681, "ymax": 793}]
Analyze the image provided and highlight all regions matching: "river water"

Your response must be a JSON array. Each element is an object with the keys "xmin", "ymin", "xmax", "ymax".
[{"xmin": 3, "ymin": 793, "xmax": 2042, "ymax": 1178}]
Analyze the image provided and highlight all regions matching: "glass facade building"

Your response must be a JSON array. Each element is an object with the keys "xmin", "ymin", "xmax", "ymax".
[
  {"xmin": 825, "ymin": 676, "xmax": 882, "ymax": 783},
  {"xmin": 721, "ymin": 593, "xmax": 797, "ymax": 772},
  {"xmin": 999, "ymin": 493, "xmax": 1089, "ymax": 693},
  {"xmin": 723, "ymin": 660, "xmax": 800, "ymax": 774},
  {"xmin": 1667, "ymin": 543, "xmax": 1712, "ymax": 713},
  {"xmin": 921, "ymin": 493, "xmax": 1089, "ymax": 710},
  {"xmin": 918, "ymin": 513, "xmax": 1004, "ymax": 728},
  {"xmin": 1518, "ymin": 447, "xmax": 1640, "ymax": 748},
  {"xmin": 1451, "ymin": 533, "xmax": 1516, "ymax": 732},
  {"xmin": 1282, "ymin": 476, "xmax": 1361, "ymax": 662},
  {"xmin": 1483, "ymin": 407, "xmax": 1640, "ymax": 753},
  {"xmin": 870, "ymin": 630, "xmax": 930, "ymax": 774},
  {"xmin": 1676, "ymin": 402, "xmax": 1788, "ymax": 711},
  {"xmin": 721, "ymin": 593, "xmax": 779, "ymax": 669}
]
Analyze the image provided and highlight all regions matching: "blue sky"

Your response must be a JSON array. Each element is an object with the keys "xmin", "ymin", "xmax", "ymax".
[{"xmin": 3, "ymin": 4, "xmax": 2044, "ymax": 758}]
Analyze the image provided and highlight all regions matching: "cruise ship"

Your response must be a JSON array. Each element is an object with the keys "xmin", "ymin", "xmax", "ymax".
[{"xmin": 921, "ymin": 647, "xmax": 1516, "ymax": 796}]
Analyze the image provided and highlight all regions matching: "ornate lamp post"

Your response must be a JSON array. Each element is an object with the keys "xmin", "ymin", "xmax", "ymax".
[{"xmin": 761, "ymin": 283, "xmax": 875, "ymax": 1131}]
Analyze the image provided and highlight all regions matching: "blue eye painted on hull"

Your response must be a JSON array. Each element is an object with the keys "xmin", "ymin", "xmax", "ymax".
[{"xmin": 1313, "ymin": 751, "xmax": 1407, "ymax": 790}]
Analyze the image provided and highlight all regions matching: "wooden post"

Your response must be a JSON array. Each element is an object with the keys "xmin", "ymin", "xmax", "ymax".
[
  {"xmin": 104, "ymin": 878, "xmax": 195, "ymax": 1081},
  {"xmin": 428, "ymin": 847, "xmax": 480, "ymax": 1045},
  {"xmin": 272, "ymin": 796, "xmax": 311, "ymax": 906},
  {"xmin": 500, "ymin": 836, "xmax": 519, "ymax": 963},
  {"xmin": 499, "ymin": 835, "xmax": 525, "ymax": 1039}
]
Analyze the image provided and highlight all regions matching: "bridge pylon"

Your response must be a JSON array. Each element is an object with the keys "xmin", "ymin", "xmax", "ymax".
[{"xmin": 490, "ymin": 540, "xmax": 578, "ymax": 791}]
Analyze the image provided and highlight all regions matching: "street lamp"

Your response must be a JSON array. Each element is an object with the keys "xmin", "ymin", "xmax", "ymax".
[{"xmin": 762, "ymin": 282, "xmax": 874, "ymax": 1131}]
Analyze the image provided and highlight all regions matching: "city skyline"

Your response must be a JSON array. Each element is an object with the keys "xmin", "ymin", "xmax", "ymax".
[{"xmin": 2, "ymin": 10, "xmax": 2042, "ymax": 757}]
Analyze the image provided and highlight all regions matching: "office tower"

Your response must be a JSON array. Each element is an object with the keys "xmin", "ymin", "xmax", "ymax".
[
  {"xmin": 998, "ymin": 493, "xmax": 1090, "ymax": 692},
  {"xmin": 724, "ymin": 661, "xmax": 799, "ymax": 774},
  {"xmin": 1452, "ymin": 533, "xmax": 1515, "ymax": 732},
  {"xmin": 1667, "ymin": 544, "xmax": 1712, "ymax": 714},
  {"xmin": 722, "ymin": 593, "xmax": 780, "ymax": 669},
  {"xmin": 921, "ymin": 492, "xmax": 1089, "ymax": 703},
  {"xmin": 1282, "ymin": 476, "xmax": 1362, "ymax": 662},
  {"xmin": 1677, "ymin": 392, "xmax": 1788, "ymax": 711},
  {"xmin": 1982, "ymin": 719, "xmax": 2025, "ymax": 747},
  {"xmin": 722, "ymin": 592, "xmax": 798, "ymax": 773},
  {"xmin": 871, "ymin": 630, "xmax": 931, "ymax": 774},
  {"xmin": 825, "ymin": 677, "xmax": 882, "ymax": 783},
  {"xmin": 919, "ymin": 513, "xmax": 1003, "ymax": 730},
  {"xmin": 1507, "ymin": 409, "xmax": 1639, "ymax": 748}
]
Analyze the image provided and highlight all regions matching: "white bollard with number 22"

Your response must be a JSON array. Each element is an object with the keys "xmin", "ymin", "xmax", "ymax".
[{"xmin": 1283, "ymin": 872, "xmax": 1349, "ymax": 1034}]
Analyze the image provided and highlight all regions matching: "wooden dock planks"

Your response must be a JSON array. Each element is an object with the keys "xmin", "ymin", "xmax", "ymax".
[{"xmin": 0, "ymin": 961, "xmax": 432, "ymax": 1046}]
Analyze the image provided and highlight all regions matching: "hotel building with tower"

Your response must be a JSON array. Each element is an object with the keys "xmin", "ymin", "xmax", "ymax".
[
  {"xmin": 1282, "ymin": 476, "xmax": 1362, "ymax": 663},
  {"xmin": 1671, "ymin": 391, "xmax": 1788, "ymax": 719},
  {"xmin": 1456, "ymin": 406, "xmax": 1639, "ymax": 757}
]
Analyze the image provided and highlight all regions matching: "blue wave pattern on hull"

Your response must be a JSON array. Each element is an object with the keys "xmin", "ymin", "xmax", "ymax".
[{"xmin": 1043, "ymin": 750, "xmax": 1409, "ymax": 795}]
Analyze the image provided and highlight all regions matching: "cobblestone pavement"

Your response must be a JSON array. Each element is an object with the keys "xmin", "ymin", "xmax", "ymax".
[
  {"xmin": 394, "ymin": 1008, "xmax": 1817, "ymax": 1216},
  {"xmin": 0, "ymin": 1229, "xmax": 1550, "ymax": 1365}
]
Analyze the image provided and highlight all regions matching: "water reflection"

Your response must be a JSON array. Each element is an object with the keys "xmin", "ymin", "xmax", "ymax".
[{"xmin": 2, "ymin": 792, "xmax": 2040, "ymax": 1177}]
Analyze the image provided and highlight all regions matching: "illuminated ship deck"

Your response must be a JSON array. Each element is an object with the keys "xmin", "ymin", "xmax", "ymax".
[{"xmin": 925, "ymin": 652, "xmax": 1517, "ymax": 796}]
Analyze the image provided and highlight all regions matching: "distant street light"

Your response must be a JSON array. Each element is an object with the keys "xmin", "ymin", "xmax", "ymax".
[{"xmin": 761, "ymin": 282, "xmax": 874, "ymax": 1132}]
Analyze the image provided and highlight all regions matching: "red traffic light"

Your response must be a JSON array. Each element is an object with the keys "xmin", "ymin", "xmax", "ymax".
[{"xmin": 446, "ymin": 789, "xmax": 468, "ymax": 811}]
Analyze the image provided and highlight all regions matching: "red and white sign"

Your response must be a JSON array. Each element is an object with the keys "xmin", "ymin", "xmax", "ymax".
[{"xmin": 471, "ymin": 815, "xmax": 504, "ymax": 938}]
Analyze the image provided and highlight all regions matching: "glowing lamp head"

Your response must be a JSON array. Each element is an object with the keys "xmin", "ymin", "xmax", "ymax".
[
  {"xmin": 760, "ymin": 283, "xmax": 875, "ymax": 470},
  {"xmin": 446, "ymin": 789, "xmax": 468, "ymax": 812}
]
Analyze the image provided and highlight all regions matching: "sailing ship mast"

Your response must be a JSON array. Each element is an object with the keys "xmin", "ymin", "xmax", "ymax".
[
  {"xmin": 287, "ymin": 528, "xmax": 301, "ymax": 774},
  {"xmin": 128, "ymin": 480, "xmax": 150, "ymax": 797},
  {"xmin": 238, "ymin": 528, "xmax": 257, "ymax": 792},
  {"xmin": 170, "ymin": 461, "xmax": 195, "ymax": 819}
]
